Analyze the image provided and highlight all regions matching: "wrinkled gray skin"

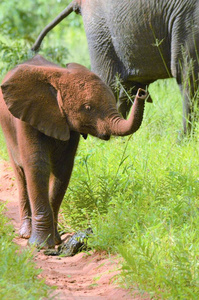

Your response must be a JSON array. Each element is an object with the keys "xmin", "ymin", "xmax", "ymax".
[
  {"xmin": 32, "ymin": 0, "xmax": 199, "ymax": 133},
  {"xmin": 0, "ymin": 55, "xmax": 147, "ymax": 248}
]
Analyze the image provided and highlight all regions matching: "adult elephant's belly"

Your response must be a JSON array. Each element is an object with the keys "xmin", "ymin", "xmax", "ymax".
[
  {"xmin": 109, "ymin": 2, "xmax": 172, "ymax": 84},
  {"xmin": 124, "ymin": 43, "xmax": 171, "ymax": 84},
  {"xmin": 112, "ymin": 29, "xmax": 171, "ymax": 84}
]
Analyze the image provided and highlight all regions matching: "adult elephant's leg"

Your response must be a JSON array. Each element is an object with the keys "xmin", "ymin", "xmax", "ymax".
[
  {"xmin": 49, "ymin": 132, "xmax": 80, "ymax": 245},
  {"xmin": 172, "ymin": 31, "xmax": 199, "ymax": 134},
  {"xmin": 117, "ymin": 82, "xmax": 151, "ymax": 118},
  {"xmin": 179, "ymin": 83, "xmax": 192, "ymax": 134},
  {"xmin": 8, "ymin": 150, "xmax": 31, "ymax": 239},
  {"xmin": 117, "ymin": 87, "xmax": 133, "ymax": 119},
  {"xmin": 178, "ymin": 65, "xmax": 199, "ymax": 134}
]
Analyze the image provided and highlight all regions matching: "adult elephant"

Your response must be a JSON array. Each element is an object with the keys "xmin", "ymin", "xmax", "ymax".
[{"xmin": 32, "ymin": 0, "xmax": 199, "ymax": 133}]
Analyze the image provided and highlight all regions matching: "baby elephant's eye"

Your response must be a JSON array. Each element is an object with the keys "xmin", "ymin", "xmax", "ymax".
[{"xmin": 85, "ymin": 104, "xmax": 91, "ymax": 111}]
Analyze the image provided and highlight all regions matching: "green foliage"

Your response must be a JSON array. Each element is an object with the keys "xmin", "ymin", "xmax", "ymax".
[
  {"xmin": 60, "ymin": 79, "xmax": 199, "ymax": 298},
  {"xmin": 0, "ymin": 202, "xmax": 54, "ymax": 299},
  {"xmin": 0, "ymin": 128, "xmax": 9, "ymax": 160},
  {"xmin": 0, "ymin": 0, "xmax": 89, "ymax": 80}
]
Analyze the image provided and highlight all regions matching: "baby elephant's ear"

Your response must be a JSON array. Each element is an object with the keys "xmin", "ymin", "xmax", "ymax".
[
  {"xmin": 66, "ymin": 62, "xmax": 89, "ymax": 72},
  {"xmin": 1, "ymin": 64, "xmax": 70, "ymax": 141}
]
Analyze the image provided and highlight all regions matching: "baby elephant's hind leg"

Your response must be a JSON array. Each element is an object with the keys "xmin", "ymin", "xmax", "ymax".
[{"xmin": 9, "ymin": 155, "xmax": 31, "ymax": 239}]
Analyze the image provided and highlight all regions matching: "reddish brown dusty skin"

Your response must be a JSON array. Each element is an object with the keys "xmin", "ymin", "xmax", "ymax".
[
  {"xmin": 0, "ymin": 55, "xmax": 146, "ymax": 249},
  {"xmin": 0, "ymin": 160, "xmax": 149, "ymax": 300}
]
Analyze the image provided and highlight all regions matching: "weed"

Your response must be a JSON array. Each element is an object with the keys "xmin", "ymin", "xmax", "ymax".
[
  {"xmin": 59, "ymin": 78, "xmax": 199, "ymax": 298},
  {"xmin": 0, "ymin": 202, "xmax": 54, "ymax": 300}
]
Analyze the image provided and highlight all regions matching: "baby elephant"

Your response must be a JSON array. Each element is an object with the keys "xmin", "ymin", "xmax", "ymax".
[{"xmin": 0, "ymin": 55, "xmax": 147, "ymax": 248}]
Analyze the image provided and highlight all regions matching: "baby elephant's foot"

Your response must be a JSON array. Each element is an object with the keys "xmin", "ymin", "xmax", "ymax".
[
  {"xmin": 28, "ymin": 234, "xmax": 55, "ymax": 249},
  {"xmin": 28, "ymin": 226, "xmax": 55, "ymax": 249},
  {"xmin": 55, "ymin": 228, "xmax": 62, "ymax": 245},
  {"xmin": 19, "ymin": 218, "xmax": 31, "ymax": 239}
]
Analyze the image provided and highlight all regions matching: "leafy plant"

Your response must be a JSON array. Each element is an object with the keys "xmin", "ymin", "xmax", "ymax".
[
  {"xmin": 0, "ymin": 202, "xmax": 54, "ymax": 300},
  {"xmin": 60, "ymin": 79, "xmax": 199, "ymax": 298}
]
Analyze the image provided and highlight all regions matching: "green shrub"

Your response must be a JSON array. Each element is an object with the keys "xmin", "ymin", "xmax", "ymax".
[
  {"xmin": 0, "ymin": 202, "xmax": 54, "ymax": 299},
  {"xmin": 60, "ymin": 79, "xmax": 199, "ymax": 298}
]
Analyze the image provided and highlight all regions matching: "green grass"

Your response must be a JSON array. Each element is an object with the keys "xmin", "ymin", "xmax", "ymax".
[
  {"xmin": 0, "ymin": 202, "xmax": 54, "ymax": 300},
  {"xmin": 60, "ymin": 78, "xmax": 199, "ymax": 299},
  {"xmin": 0, "ymin": 128, "xmax": 8, "ymax": 160}
]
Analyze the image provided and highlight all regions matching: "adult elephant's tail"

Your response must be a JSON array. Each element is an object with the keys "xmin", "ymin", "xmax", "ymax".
[{"xmin": 31, "ymin": 0, "xmax": 79, "ymax": 51}]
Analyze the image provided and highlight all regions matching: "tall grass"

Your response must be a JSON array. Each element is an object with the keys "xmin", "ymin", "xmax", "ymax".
[
  {"xmin": 0, "ymin": 128, "xmax": 8, "ymax": 160},
  {"xmin": 60, "ymin": 78, "xmax": 199, "ymax": 298},
  {"xmin": 0, "ymin": 202, "xmax": 54, "ymax": 299}
]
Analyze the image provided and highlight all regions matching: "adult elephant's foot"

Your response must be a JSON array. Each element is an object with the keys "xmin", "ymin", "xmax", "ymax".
[{"xmin": 19, "ymin": 218, "xmax": 31, "ymax": 239}]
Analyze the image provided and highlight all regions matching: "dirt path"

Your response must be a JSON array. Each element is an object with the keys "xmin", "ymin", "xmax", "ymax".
[{"xmin": 0, "ymin": 160, "xmax": 146, "ymax": 300}]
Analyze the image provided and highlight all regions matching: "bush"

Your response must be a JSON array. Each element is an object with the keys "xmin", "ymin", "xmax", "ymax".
[{"xmin": 0, "ymin": 202, "xmax": 54, "ymax": 300}]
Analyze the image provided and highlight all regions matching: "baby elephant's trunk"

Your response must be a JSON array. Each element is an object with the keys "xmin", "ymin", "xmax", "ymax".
[{"xmin": 109, "ymin": 88, "xmax": 147, "ymax": 136}]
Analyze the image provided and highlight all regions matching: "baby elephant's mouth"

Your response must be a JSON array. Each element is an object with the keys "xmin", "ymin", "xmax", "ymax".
[
  {"xmin": 98, "ymin": 134, "xmax": 110, "ymax": 141},
  {"xmin": 80, "ymin": 125, "xmax": 110, "ymax": 141},
  {"xmin": 81, "ymin": 133, "xmax": 88, "ymax": 139}
]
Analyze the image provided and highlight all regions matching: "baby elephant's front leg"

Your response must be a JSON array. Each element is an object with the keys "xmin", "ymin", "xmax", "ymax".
[{"xmin": 24, "ymin": 163, "xmax": 55, "ymax": 248}]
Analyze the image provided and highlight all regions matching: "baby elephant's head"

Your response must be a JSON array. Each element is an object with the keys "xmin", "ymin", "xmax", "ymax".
[{"xmin": 1, "ymin": 55, "xmax": 147, "ymax": 141}]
